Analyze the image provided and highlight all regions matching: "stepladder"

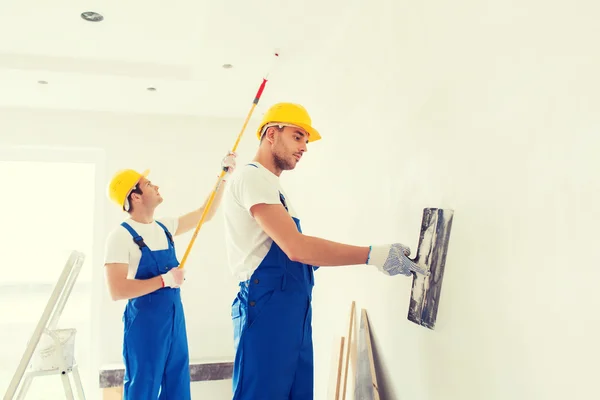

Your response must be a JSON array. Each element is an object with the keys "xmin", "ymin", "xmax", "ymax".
[
  {"xmin": 3, "ymin": 250, "xmax": 87, "ymax": 400},
  {"xmin": 14, "ymin": 327, "xmax": 86, "ymax": 400}
]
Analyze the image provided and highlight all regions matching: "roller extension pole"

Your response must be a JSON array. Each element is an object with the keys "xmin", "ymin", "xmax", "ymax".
[{"xmin": 178, "ymin": 51, "xmax": 280, "ymax": 270}]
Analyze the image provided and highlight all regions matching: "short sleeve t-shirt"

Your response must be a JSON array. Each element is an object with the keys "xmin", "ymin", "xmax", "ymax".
[
  {"xmin": 104, "ymin": 217, "xmax": 179, "ymax": 279},
  {"xmin": 222, "ymin": 161, "xmax": 298, "ymax": 281}
]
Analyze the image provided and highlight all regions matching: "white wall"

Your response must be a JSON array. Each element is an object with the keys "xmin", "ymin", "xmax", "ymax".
[
  {"xmin": 1, "ymin": 2, "xmax": 599, "ymax": 399},
  {"xmin": 285, "ymin": 1, "xmax": 600, "ymax": 399}
]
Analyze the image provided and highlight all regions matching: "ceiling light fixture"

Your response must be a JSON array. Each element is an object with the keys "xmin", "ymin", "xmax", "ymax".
[
  {"xmin": 147, "ymin": 87, "xmax": 157, "ymax": 92},
  {"xmin": 81, "ymin": 11, "xmax": 104, "ymax": 22},
  {"xmin": 222, "ymin": 64, "xmax": 233, "ymax": 69},
  {"xmin": 38, "ymin": 80, "xmax": 48, "ymax": 85}
]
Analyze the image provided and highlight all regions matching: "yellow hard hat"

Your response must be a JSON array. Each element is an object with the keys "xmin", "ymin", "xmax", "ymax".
[
  {"xmin": 107, "ymin": 168, "xmax": 149, "ymax": 210},
  {"xmin": 256, "ymin": 102, "xmax": 321, "ymax": 142}
]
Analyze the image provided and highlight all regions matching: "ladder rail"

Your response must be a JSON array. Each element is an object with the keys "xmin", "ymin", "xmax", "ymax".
[{"xmin": 48, "ymin": 255, "xmax": 84, "ymax": 331}]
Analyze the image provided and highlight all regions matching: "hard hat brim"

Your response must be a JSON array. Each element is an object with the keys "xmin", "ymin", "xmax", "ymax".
[
  {"xmin": 295, "ymin": 123, "xmax": 321, "ymax": 142},
  {"xmin": 257, "ymin": 123, "xmax": 322, "ymax": 142},
  {"xmin": 130, "ymin": 168, "xmax": 150, "ymax": 194}
]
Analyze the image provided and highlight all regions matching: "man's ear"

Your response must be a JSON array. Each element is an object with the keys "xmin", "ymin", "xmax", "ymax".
[
  {"xmin": 265, "ymin": 127, "xmax": 276, "ymax": 144},
  {"xmin": 130, "ymin": 192, "xmax": 142, "ymax": 204}
]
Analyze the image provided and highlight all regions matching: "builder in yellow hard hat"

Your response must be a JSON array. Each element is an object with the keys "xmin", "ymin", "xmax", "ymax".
[
  {"xmin": 221, "ymin": 103, "xmax": 426, "ymax": 399},
  {"xmin": 103, "ymin": 151, "xmax": 237, "ymax": 400}
]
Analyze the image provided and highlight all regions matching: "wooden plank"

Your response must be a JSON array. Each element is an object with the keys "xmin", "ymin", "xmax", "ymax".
[
  {"xmin": 354, "ymin": 309, "xmax": 380, "ymax": 400},
  {"xmin": 341, "ymin": 301, "xmax": 356, "ymax": 400},
  {"xmin": 350, "ymin": 307, "xmax": 359, "ymax": 398},
  {"xmin": 327, "ymin": 336, "xmax": 345, "ymax": 400},
  {"xmin": 101, "ymin": 386, "xmax": 122, "ymax": 400},
  {"xmin": 408, "ymin": 208, "xmax": 454, "ymax": 329}
]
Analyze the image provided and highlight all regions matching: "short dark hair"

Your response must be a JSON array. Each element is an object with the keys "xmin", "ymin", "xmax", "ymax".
[{"xmin": 125, "ymin": 185, "xmax": 144, "ymax": 213}]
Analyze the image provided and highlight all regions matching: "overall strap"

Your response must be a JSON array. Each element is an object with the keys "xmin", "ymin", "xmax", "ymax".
[
  {"xmin": 279, "ymin": 192, "xmax": 288, "ymax": 212},
  {"xmin": 121, "ymin": 222, "xmax": 147, "ymax": 250},
  {"xmin": 155, "ymin": 220, "xmax": 175, "ymax": 246}
]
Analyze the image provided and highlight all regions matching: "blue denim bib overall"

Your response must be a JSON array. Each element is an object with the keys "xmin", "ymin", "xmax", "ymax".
[
  {"xmin": 120, "ymin": 220, "xmax": 191, "ymax": 399},
  {"xmin": 231, "ymin": 164, "xmax": 318, "ymax": 399}
]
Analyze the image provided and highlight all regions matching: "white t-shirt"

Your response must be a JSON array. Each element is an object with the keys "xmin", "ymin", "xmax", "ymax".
[
  {"xmin": 222, "ymin": 161, "xmax": 299, "ymax": 281},
  {"xmin": 104, "ymin": 217, "xmax": 179, "ymax": 279}
]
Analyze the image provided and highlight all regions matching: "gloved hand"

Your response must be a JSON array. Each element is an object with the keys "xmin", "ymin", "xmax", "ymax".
[
  {"xmin": 366, "ymin": 243, "xmax": 429, "ymax": 277},
  {"xmin": 221, "ymin": 151, "xmax": 237, "ymax": 175},
  {"xmin": 161, "ymin": 267, "xmax": 185, "ymax": 288}
]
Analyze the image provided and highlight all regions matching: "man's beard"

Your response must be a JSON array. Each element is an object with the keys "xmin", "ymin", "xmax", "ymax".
[{"xmin": 273, "ymin": 151, "xmax": 294, "ymax": 171}]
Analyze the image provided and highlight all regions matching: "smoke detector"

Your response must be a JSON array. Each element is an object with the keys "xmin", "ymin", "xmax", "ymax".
[{"xmin": 81, "ymin": 11, "xmax": 104, "ymax": 22}]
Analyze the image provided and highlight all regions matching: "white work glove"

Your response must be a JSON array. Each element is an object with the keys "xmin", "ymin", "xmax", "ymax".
[
  {"xmin": 367, "ymin": 243, "xmax": 429, "ymax": 277},
  {"xmin": 221, "ymin": 151, "xmax": 237, "ymax": 175},
  {"xmin": 161, "ymin": 267, "xmax": 185, "ymax": 288}
]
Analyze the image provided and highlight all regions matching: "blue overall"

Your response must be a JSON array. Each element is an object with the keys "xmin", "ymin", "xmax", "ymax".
[
  {"xmin": 120, "ymin": 221, "xmax": 191, "ymax": 400},
  {"xmin": 231, "ymin": 166, "xmax": 318, "ymax": 399}
]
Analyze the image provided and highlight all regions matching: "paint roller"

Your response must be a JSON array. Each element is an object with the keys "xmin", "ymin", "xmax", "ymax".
[
  {"xmin": 407, "ymin": 208, "xmax": 454, "ymax": 329},
  {"xmin": 177, "ymin": 50, "xmax": 280, "ymax": 270}
]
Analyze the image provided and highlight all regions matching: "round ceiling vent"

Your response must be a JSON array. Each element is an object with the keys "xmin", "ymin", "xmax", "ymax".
[{"xmin": 81, "ymin": 11, "xmax": 104, "ymax": 22}]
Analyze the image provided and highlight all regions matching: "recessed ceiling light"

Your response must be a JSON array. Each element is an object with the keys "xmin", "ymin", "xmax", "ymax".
[
  {"xmin": 147, "ymin": 87, "xmax": 157, "ymax": 92},
  {"xmin": 222, "ymin": 64, "xmax": 233, "ymax": 69},
  {"xmin": 81, "ymin": 11, "xmax": 104, "ymax": 22},
  {"xmin": 38, "ymin": 80, "xmax": 48, "ymax": 84}
]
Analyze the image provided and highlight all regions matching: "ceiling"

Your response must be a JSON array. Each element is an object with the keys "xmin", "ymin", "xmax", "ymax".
[{"xmin": 0, "ymin": 0, "xmax": 367, "ymax": 119}]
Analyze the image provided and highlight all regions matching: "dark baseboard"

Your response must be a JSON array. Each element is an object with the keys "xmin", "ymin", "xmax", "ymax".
[{"xmin": 99, "ymin": 361, "xmax": 234, "ymax": 388}]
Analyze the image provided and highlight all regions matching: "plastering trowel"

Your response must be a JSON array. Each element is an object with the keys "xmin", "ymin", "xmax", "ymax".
[{"xmin": 407, "ymin": 208, "xmax": 454, "ymax": 329}]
